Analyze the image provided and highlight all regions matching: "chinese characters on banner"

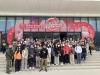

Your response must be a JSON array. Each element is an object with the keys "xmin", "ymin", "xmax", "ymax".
[{"xmin": 7, "ymin": 18, "xmax": 95, "ymax": 44}]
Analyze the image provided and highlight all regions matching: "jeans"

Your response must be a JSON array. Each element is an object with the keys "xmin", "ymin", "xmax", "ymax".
[
  {"xmin": 76, "ymin": 53, "xmax": 81, "ymax": 64},
  {"xmin": 54, "ymin": 55, "xmax": 59, "ymax": 65},
  {"xmin": 82, "ymin": 53, "xmax": 86, "ymax": 61},
  {"xmin": 15, "ymin": 59, "xmax": 21, "ymax": 72},
  {"xmin": 36, "ymin": 56, "xmax": 40, "ymax": 68},
  {"xmin": 21, "ymin": 58, "xmax": 28, "ymax": 70}
]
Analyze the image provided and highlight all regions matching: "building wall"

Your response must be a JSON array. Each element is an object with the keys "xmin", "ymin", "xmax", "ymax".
[{"xmin": 0, "ymin": 16, "xmax": 99, "ymax": 45}]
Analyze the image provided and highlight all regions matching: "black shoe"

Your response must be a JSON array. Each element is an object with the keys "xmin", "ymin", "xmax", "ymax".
[
  {"xmin": 45, "ymin": 69, "xmax": 47, "ymax": 72},
  {"xmin": 39, "ymin": 69, "xmax": 42, "ymax": 72},
  {"xmin": 6, "ymin": 72, "xmax": 10, "ymax": 74}
]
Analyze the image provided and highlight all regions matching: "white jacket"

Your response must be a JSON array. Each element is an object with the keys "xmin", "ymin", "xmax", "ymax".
[
  {"xmin": 75, "ymin": 45, "xmax": 82, "ymax": 53},
  {"xmin": 22, "ymin": 48, "xmax": 28, "ymax": 59},
  {"xmin": 47, "ymin": 47, "xmax": 51, "ymax": 56}
]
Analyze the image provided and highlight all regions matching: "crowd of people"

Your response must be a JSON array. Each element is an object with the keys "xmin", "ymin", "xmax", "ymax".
[{"xmin": 4, "ymin": 37, "xmax": 94, "ymax": 74}]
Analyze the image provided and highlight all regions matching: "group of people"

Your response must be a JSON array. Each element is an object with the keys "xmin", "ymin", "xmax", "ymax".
[{"xmin": 5, "ymin": 37, "xmax": 94, "ymax": 74}]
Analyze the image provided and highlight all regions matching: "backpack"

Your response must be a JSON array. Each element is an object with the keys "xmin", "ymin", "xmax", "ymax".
[{"xmin": 14, "ymin": 51, "xmax": 22, "ymax": 60}]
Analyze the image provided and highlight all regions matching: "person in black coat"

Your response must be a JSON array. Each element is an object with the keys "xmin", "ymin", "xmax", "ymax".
[{"xmin": 39, "ymin": 45, "xmax": 48, "ymax": 72}]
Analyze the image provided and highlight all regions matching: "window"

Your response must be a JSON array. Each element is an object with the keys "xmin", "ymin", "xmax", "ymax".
[
  {"xmin": 39, "ymin": 17, "xmax": 46, "ymax": 32},
  {"xmin": 31, "ymin": 16, "xmax": 39, "ymax": 32},
  {"xmin": 16, "ymin": 17, "xmax": 23, "ymax": 24},
  {"xmin": 97, "ymin": 18, "xmax": 100, "ymax": 32},
  {"xmin": 66, "ymin": 17, "xmax": 74, "ymax": 21},
  {"xmin": 89, "ymin": 17, "xmax": 96, "ymax": 31},
  {"xmin": 7, "ymin": 17, "xmax": 15, "ymax": 31},
  {"xmin": 81, "ymin": 17, "xmax": 88, "ymax": 23},
  {"xmin": 74, "ymin": 17, "xmax": 81, "ymax": 22},
  {"xmin": 23, "ymin": 17, "xmax": 30, "ymax": 32},
  {"xmin": 0, "ymin": 17, "xmax": 6, "ymax": 32}
]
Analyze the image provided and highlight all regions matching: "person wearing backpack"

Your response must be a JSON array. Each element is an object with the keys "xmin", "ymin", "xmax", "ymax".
[{"xmin": 14, "ymin": 47, "xmax": 22, "ymax": 72}]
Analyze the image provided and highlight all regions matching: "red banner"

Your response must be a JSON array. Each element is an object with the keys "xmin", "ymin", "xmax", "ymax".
[{"xmin": 7, "ymin": 18, "xmax": 95, "ymax": 44}]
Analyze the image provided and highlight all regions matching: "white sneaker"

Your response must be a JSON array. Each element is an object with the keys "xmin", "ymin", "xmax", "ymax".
[
  {"xmin": 61, "ymin": 63, "xmax": 64, "ymax": 65},
  {"xmin": 32, "ymin": 67, "xmax": 35, "ymax": 70},
  {"xmin": 29, "ymin": 67, "xmax": 32, "ymax": 70},
  {"xmin": 56, "ymin": 64, "xmax": 59, "ymax": 66},
  {"xmin": 48, "ymin": 64, "xmax": 50, "ymax": 66}
]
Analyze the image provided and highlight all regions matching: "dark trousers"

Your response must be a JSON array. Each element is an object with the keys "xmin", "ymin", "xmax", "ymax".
[
  {"xmin": 51, "ymin": 55, "xmax": 54, "ymax": 64},
  {"xmin": 76, "ymin": 53, "xmax": 81, "ymax": 64},
  {"xmin": 12, "ymin": 58, "xmax": 14, "ymax": 67},
  {"xmin": 2, "ymin": 49, "xmax": 6, "ymax": 54},
  {"xmin": 63, "ymin": 54, "xmax": 70, "ymax": 64},
  {"xmin": 89, "ymin": 46, "xmax": 92, "ymax": 55},
  {"xmin": 82, "ymin": 53, "xmax": 86, "ymax": 61},
  {"xmin": 28, "ymin": 58, "xmax": 34, "ymax": 67},
  {"xmin": 15, "ymin": 59, "xmax": 21, "ymax": 72},
  {"xmin": 59, "ymin": 54, "xmax": 64, "ymax": 63}
]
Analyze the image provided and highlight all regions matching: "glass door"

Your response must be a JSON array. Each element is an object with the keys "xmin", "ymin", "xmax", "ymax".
[{"xmin": 67, "ymin": 32, "xmax": 81, "ymax": 40}]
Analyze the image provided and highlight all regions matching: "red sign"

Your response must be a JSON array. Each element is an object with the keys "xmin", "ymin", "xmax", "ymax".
[
  {"xmin": 7, "ymin": 18, "xmax": 95, "ymax": 45},
  {"xmin": 45, "ymin": 18, "xmax": 61, "ymax": 31}
]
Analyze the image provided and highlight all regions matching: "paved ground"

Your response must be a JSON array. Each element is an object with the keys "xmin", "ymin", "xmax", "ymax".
[
  {"xmin": 0, "ymin": 69, "xmax": 100, "ymax": 75},
  {"xmin": 0, "ymin": 50, "xmax": 100, "ymax": 75}
]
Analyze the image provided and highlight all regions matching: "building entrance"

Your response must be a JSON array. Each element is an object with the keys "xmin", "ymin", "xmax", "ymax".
[{"xmin": 23, "ymin": 32, "xmax": 81, "ymax": 41}]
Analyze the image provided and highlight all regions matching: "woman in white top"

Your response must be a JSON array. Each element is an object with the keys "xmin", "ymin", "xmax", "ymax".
[
  {"xmin": 21, "ymin": 47, "xmax": 28, "ymax": 70},
  {"xmin": 75, "ymin": 44, "xmax": 82, "ymax": 64},
  {"xmin": 47, "ymin": 45, "xmax": 51, "ymax": 66}
]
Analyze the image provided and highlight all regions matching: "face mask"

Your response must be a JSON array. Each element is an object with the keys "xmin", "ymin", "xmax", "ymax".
[{"xmin": 58, "ymin": 45, "xmax": 60, "ymax": 47}]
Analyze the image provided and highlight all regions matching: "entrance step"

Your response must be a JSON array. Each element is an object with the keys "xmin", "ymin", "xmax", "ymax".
[
  {"xmin": 0, "ymin": 53, "xmax": 6, "ymax": 71},
  {"xmin": 0, "ymin": 51, "xmax": 100, "ymax": 72}
]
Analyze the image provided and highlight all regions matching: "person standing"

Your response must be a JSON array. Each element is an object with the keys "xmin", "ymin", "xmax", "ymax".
[
  {"xmin": 89, "ymin": 38, "xmax": 94, "ymax": 55},
  {"xmin": 51, "ymin": 44, "xmax": 55, "ymax": 65},
  {"xmin": 82, "ymin": 45, "xmax": 87, "ymax": 61},
  {"xmin": 70, "ymin": 43, "xmax": 75, "ymax": 65},
  {"xmin": 39, "ymin": 45, "xmax": 48, "ymax": 72},
  {"xmin": 21, "ymin": 47, "xmax": 28, "ymax": 70},
  {"xmin": 54, "ymin": 44, "xmax": 60, "ymax": 65},
  {"xmin": 6, "ymin": 45, "xmax": 13, "ymax": 74},
  {"xmin": 63, "ymin": 43, "xmax": 71, "ymax": 64},
  {"xmin": 14, "ymin": 47, "xmax": 22, "ymax": 72},
  {"xmin": 59, "ymin": 43, "xmax": 64, "ymax": 65},
  {"xmin": 2, "ymin": 41, "xmax": 7, "ymax": 54},
  {"xmin": 75, "ymin": 44, "xmax": 82, "ymax": 64},
  {"xmin": 47, "ymin": 45, "xmax": 51, "ymax": 66},
  {"xmin": 35, "ymin": 45, "xmax": 41, "ymax": 68},
  {"xmin": 28, "ymin": 42, "xmax": 35, "ymax": 70},
  {"xmin": 12, "ymin": 41, "xmax": 17, "ymax": 67}
]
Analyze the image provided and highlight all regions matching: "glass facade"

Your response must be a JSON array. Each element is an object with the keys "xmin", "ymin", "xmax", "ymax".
[{"xmin": 0, "ymin": 16, "xmax": 99, "ymax": 46}]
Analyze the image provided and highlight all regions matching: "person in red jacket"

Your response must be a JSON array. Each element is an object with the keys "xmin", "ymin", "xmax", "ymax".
[{"xmin": 63, "ymin": 42, "xmax": 71, "ymax": 64}]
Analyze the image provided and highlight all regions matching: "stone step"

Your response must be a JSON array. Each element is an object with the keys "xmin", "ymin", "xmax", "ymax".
[
  {"xmin": 0, "ymin": 51, "xmax": 100, "ymax": 72},
  {"xmin": 1, "ymin": 65, "xmax": 100, "ymax": 72},
  {"xmin": 49, "ymin": 65, "xmax": 100, "ymax": 70},
  {"xmin": 81, "ymin": 63, "xmax": 100, "ymax": 66},
  {"xmin": 86, "ymin": 61, "xmax": 100, "ymax": 63}
]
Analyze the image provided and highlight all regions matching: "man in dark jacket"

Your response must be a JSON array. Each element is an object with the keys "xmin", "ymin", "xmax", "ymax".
[
  {"xmin": 39, "ymin": 45, "xmax": 48, "ymax": 72},
  {"xmin": 6, "ymin": 45, "xmax": 13, "ymax": 74}
]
